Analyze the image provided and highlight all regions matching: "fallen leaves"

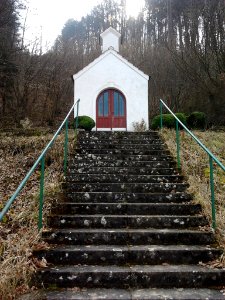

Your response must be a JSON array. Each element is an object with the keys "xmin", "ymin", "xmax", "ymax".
[
  {"xmin": 32, "ymin": 257, "xmax": 48, "ymax": 268},
  {"xmin": 32, "ymin": 241, "xmax": 50, "ymax": 251},
  {"xmin": 198, "ymin": 256, "xmax": 224, "ymax": 269}
]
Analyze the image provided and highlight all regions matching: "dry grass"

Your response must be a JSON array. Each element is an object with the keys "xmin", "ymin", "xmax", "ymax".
[
  {"xmin": 160, "ymin": 129, "xmax": 225, "ymax": 250},
  {"xmin": 0, "ymin": 129, "xmax": 75, "ymax": 300}
]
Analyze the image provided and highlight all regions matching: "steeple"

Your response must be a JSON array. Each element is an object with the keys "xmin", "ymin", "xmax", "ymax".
[{"xmin": 100, "ymin": 27, "xmax": 121, "ymax": 53}]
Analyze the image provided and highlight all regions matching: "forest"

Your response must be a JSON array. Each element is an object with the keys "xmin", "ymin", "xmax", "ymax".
[{"xmin": 0, "ymin": 0, "xmax": 224, "ymax": 127}]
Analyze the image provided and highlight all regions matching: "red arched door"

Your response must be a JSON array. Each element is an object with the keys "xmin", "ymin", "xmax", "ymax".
[{"xmin": 96, "ymin": 89, "xmax": 126, "ymax": 129}]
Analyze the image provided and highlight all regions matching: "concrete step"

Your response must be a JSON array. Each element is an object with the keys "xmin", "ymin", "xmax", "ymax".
[
  {"xmin": 35, "ymin": 265, "xmax": 225, "ymax": 289},
  {"xmin": 47, "ymin": 214, "xmax": 207, "ymax": 229},
  {"xmin": 33, "ymin": 245, "xmax": 222, "ymax": 265},
  {"xmin": 78, "ymin": 131, "xmax": 159, "ymax": 138},
  {"xmin": 77, "ymin": 139, "xmax": 164, "ymax": 145},
  {"xmin": 77, "ymin": 131, "xmax": 160, "ymax": 139},
  {"xmin": 73, "ymin": 154, "xmax": 173, "ymax": 162},
  {"xmin": 70, "ymin": 167, "xmax": 178, "ymax": 175},
  {"xmin": 64, "ymin": 182, "xmax": 189, "ymax": 193},
  {"xmin": 74, "ymin": 143, "xmax": 165, "ymax": 150},
  {"xmin": 20, "ymin": 288, "xmax": 225, "ymax": 300},
  {"xmin": 77, "ymin": 135, "xmax": 161, "ymax": 141},
  {"xmin": 66, "ymin": 174, "xmax": 184, "ymax": 184},
  {"xmin": 51, "ymin": 203, "xmax": 201, "ymax": 216},
  {"xmin": 42, "ymin": 229, "xmax": 214, "ymax": 245},
  {"xmin": 68, "ymin": 160, "xmax": 176, "ymax": 168},
  {"xmin": 66, "ymin": 191, "xmax": 193, "ymax": 203},
  {"xmin": 75, "ymin": 149, "xmax": 171, "ymax": 156}
]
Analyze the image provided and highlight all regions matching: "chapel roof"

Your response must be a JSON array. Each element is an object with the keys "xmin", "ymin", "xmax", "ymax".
[
  {"xmin": 73, "ymin": 49, "xmax": 149, "ymax": 81},
  {"xmin": 100, "ymin": 26, "xmax": 121, "ymax": 39}
]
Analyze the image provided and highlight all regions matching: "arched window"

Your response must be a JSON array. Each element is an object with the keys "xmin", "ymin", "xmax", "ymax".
[
  {"xmin": 98, "ymin": 91, "xmax": 109, "ymax": 116},
  {"xmin": 113, "ymin": 91, "xmax": 125, "ymax": 117}
]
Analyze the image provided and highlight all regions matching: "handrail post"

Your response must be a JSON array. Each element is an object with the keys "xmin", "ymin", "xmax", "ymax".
[
  {"xmin": 209, "ymin": 155, "xmax": 216, "ymax": 230},
  {"xmin": 74, "ymin": 99, "xmax": 80, "ymax": 140},
  {"xmin": 75, "ymin": 99, "xmax": 80, "ymax": 130},
  {"xmin": 176, "ymin": 119, "xmax": 181, "ymax": 169},
  {"xmin": 160, "ymin": 101, "xmax": 163, "ymax": 129},
  {"xmin": 38, "ymin": 156, "xmax": 45, "ymax": 231},
  {"xmin": 64, "ymin": 119, "xmax": 69, "ymax": 176}
]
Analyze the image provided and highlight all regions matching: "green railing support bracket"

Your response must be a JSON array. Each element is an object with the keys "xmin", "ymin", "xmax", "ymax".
[
  {"xmin": 64, "ymin": 119, "xmax": 69, "ymax": 176},
  {"xmin": 175, "ymin": 119, "xmax": 181, "ymax": 169},
  {"xmin": 38, "ymin": 156, "xmax": 45, "ymax": 231},
  {"xmin": 209, "ymin": 156, "xmax": 216, "ymax": 230},
  {"xmin": 160, "ymin": 101, "xmax": 163, "ymax": 129}
]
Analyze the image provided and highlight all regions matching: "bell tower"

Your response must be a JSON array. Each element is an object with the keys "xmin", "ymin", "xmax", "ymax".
[{"xmin": 100, "ymin": 27, "xmax": 121, "ymax": 53}]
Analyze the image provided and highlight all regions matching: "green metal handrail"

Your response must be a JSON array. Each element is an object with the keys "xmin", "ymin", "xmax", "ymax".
[
  {"xmin": 0, "ymin": 99, "xmax": 80, "ymax": 230},
  {"xmin": 160, "ymin": 99, "xmax": 225, "ymax": 230}
]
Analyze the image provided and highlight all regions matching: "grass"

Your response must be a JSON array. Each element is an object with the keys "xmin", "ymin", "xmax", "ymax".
[
  {"xmin": 0, "ymin": 129, "xmax": 75, "ymax": 299},
  {"xmin": 160, "ymin": 128, "xmax": 225, "ymax": 253}
]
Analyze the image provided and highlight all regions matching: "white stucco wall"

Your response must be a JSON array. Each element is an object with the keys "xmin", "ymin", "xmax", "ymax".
[{"xmin": 73, "ymin": 50, "xmax": 149, "ymax": 131}]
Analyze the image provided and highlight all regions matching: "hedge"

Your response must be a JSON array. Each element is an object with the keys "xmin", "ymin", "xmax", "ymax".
[
  {"xmin": 187, "ymin": 112, "xmax": 206, "ymax": 129},
  {"xmin": 151, "ymin": 113, "xmax": 187, "ymax": 130},
  {"xmin": 74, "ymin": 115, "xmax": 95, "ymax": 131}
]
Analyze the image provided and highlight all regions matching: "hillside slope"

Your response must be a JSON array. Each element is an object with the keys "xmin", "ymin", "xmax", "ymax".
[
  {"xmin": 0, "ymin": 129, "xmax": 74, "ymax": 299},
  {"xmin": 161, "ymin": 129, "xmax": 225, "ymax": 256}
]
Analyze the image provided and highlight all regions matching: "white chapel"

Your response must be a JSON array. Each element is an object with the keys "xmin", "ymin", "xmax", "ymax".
[{"xmin": 73, "ymin": 27, "xmax": 149, "ymax": 131}]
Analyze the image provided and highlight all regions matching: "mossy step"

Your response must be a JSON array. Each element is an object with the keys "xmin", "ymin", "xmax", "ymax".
[
  {"xmin": 42, "ymin": 229, "xmax": 214, "ymax": 245},
  {"xmin": 75, "ymin": 149, "xmax": 170, "ymax": 155},
  {"xmin": 66, "ymin": 174, "xmax": 184, "ymax": 184},
  {"xmin": 78, "ymin": 131, "xmax": 158, "ymax": 137},
  {"xmin": 77, "ymin": 139, "xmax": 164, "ymax": 145},
  {"xmin": 51, "ymin": 203, "xmax": 201, "ymax": 216},
  {"xmin": 33, "ymin": 245, "xmax": 222, "ymax": 265},
  {"xmin": 66, "ymin": 191, "xmax": 192, "ymax": 203},
  {"xmin": 35, "ymin": 265, "xmax": 225, "ymax": 289},
  {"xmin": 69, "ymin": 166, "xmax": 178, "ymax": 175},
  {"xmin": 73, "ymin": 143, "xmax": 165, "ymax": 150},
  {"xmin": 19, "ymin": 288, "xmax": 225, "ymax": 300},
  {"xmin": 64, "ymin": 182, "xmax": 189, "ymax": 193},
  {"xmin": 73, "ymin": 154, "xmax": 173, "ymax": 162},
  {"xmin": 68, "ymin": 160, "xmax": 176, "ymax": 168},
  {"xmin": 47, "ymin": 214, "xmax": 207, "ymax": 229}
]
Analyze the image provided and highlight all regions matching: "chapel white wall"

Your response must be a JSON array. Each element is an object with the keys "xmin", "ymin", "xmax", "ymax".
[{"xmin": 74, "ymin": 53, "xmax": 149, "ymax": 131}]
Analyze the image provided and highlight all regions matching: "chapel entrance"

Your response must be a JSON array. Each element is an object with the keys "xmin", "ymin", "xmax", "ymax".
[{"xmin": 96, "ymin": 89, "xmax": 126, "ymax": 129}]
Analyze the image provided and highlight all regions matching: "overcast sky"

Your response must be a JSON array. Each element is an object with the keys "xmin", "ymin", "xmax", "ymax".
[{"xmin": 19, "ymin": 0, "xmax": 145, "ymax": 51}]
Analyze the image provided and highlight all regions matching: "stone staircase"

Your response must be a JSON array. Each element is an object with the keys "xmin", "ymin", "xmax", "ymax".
[{"xmin": 31, "ymin": 131, "xmax": 225, "ymax": 299}]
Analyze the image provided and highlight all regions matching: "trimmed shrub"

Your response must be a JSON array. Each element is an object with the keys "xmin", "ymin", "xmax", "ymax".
[
  {"xmin": 151, "ymin": 113, "xmax": 187, "ymax": 130},
  {"xmin": 74, "ymin": 115, "xmax": 95, "ymax": 131},
  {"xmin": 187, "ymin": 112, "xmax": 206, "ymax": 129}
]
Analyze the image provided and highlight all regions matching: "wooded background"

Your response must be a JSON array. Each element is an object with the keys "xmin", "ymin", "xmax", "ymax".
[{"xmin": 0, "ymin": 0, "xmax": 224, "ymax": 127}]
